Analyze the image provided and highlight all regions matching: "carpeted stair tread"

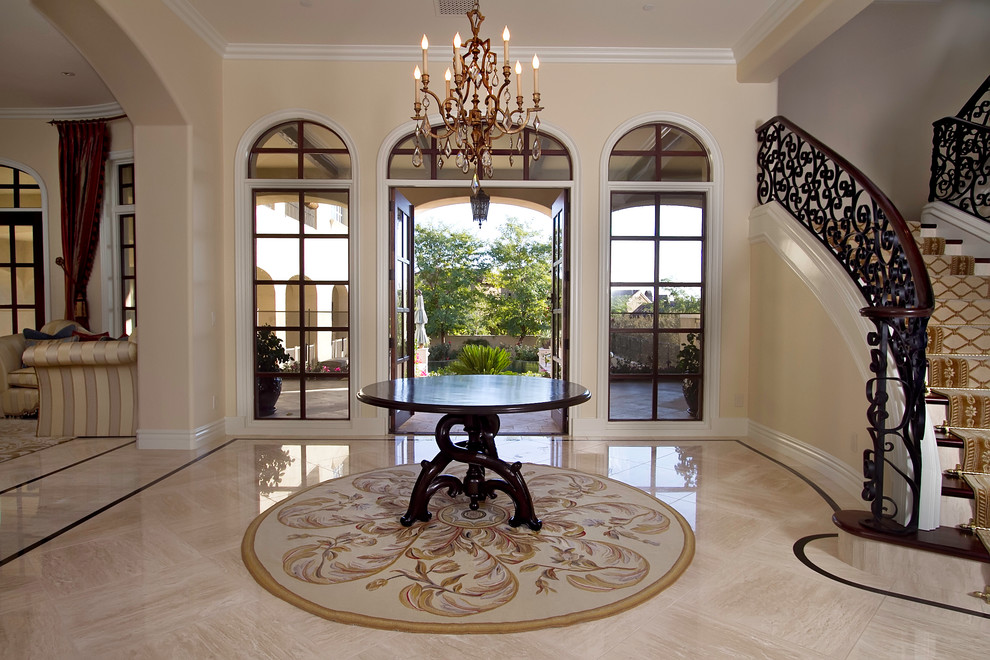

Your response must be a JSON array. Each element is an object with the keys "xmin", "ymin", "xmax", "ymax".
[
  {"xmin": 932, "ymin": 298, "xmax": 990, "ymax": 324},
  {"xmin": 928, "ymin": 355, "xmax": 990, "ymax": 389},
  {"xmin": 932, "ymin": 389, "xmax": 990, "ymax": 429},
  {"xmin": 924, "ymin": 254, "xmax": 976, "ymax": 276},
  {"xmin": 932, "ymin": 275, "xmax": 990, "ymax": 300},
  {"xmin": 919, "ymin": 236, "xmax": 946, "ymax": 255},
  {"xmin": 927, "ymin": 324, "xmax": 990, "ymax": 355},
  {"xmin": 947, "ymin": 428, "xmax": 990, "ymax": 444}
]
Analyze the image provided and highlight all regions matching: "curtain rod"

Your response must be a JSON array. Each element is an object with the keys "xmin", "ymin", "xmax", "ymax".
[{"xmin": 48, "ymin": 114, "xmax": 128, "ymax": 125}]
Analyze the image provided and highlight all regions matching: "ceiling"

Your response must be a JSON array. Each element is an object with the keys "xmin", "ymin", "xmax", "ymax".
[{"xmin": 0, "ymin": 0, "xmax": 856, "ymax": 115}]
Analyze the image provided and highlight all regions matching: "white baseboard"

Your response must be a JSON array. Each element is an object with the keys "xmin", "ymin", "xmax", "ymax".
[
  {"xmin": 747, "ymin": 420, "xmax": 861, "ymax": 499},
  {"xmin": 136, "ymin": 418, "xmax": 225, "ymax": 450},
  {"xmin": 570, "ymin": 415, "xmax": 748, "ymax": 439},
  {"xmin": 224, "ymin": 415, "xmax": 387, "ymax": 438}
]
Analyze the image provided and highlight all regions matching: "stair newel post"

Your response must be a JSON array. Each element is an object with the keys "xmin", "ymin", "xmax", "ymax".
[
  {"xmin": 863, "ymin": 319, "xmax": 891, "ymax": 528},
  {"xmin": 861, "ymin": 312, "xmax": 929, "ymax": 533}
]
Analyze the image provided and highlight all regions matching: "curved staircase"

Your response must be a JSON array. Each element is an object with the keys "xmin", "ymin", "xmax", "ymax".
[{"xmin": 916, "ymin": 219, "xmax": 990, "ymax": 556}]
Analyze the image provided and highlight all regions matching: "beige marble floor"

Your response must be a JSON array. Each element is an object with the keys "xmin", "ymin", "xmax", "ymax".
[{"xmin": 1, "ymin": 432, "xmax": 989, "ymax": 659}]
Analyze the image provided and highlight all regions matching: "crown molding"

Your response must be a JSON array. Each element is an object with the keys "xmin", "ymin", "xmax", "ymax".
[
  {"xmin": 163, "ymin": 0, "xmax": 227, "ymax": 56},
  {"xmin": 0, "ymin": 102, "xmax": 125, "ymax": 120},
  {"xmin": 733, "ymin": 0, "xmax": 803, "ymax": 60},
  {"xmin": 224, "ymin": 43, "xmax": 735, "ymax": 65},
  {"xmin": 165, "ymin": 0, "xmax": 736, "ymax": 65}
]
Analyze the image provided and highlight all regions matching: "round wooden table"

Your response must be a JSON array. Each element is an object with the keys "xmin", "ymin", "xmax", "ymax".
[{"xmin": 357, "ymin": 375, "xmax": 591, "ymax": 530}]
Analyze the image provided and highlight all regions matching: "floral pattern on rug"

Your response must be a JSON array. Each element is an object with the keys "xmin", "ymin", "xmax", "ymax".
[
  {"xmin": 0, "ymin": 418, "xmax": 73, "ymax": 463},
  {"xmin": 243, "ymin": 463, "xmax": 694, "ymax": 632}
]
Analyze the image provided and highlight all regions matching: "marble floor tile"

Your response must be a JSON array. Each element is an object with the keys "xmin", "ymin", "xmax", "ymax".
[{"xmin": 0, "ymin": 431, "xmax": 985, "ymax": 659}]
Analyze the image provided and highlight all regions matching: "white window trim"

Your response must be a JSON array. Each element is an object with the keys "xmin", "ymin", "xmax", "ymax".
[
  {"xmin": 101, "ymin": 151, "xmax": 133, "ymax": 336},
  {"xmin": 594, "ymin": 112, "xmax": 725, "ymax": 435},
  {"xmin": 231, "ymin": 109, "xmax": 365, "ymax": 436}
]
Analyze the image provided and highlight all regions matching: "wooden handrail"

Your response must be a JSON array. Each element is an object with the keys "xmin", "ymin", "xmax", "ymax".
[{"xmin": 756, "ymin": 115, "xmax": 934, "ymax": 317}]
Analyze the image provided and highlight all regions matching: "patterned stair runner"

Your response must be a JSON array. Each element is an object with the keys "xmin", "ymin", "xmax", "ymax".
[{"xmin": 916, "ymin": 221, "xmax": 990, "ymax": 551}]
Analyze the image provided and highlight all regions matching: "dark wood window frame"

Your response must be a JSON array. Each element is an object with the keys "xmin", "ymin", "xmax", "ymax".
[
  {"xmin": 249, "ymin": 120, "xmax": 352, "ymax": 421},
  {"xmin": 116, "ymin": 163, "xmax": 137, "ymax": 335},
  {"xmin": 607, "ymin": 122, "xmax": 710, "ymax": 422}
]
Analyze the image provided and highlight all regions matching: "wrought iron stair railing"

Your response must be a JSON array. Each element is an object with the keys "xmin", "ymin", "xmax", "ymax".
[
  {"xmin": 756, "ymin": 116, "xmax": 934, "ymax": 532},
  {"xmin": 929, "ymin": 73, "xmax": 990, "ymax": 221}
]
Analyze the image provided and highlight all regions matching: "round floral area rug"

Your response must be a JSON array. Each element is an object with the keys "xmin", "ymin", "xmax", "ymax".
[{"xmin": 241, "ymin": 462, "xmax": 694, "ymax": 633}]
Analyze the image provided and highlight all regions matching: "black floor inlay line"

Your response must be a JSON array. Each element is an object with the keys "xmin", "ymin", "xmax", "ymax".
[
  {"xmin": 0, "ymin": 438, "xmax": 239, "ymax": 567},
  {"xmin": 737, "ymin": 439, "xmax": 842, "ymax": 512},
  {"xmin": 794, "ymin": 534, "xmax": 990, "ymax": 619},
  {"xmin": 736, "ymin": 440, "xmax": 990, "ymax": 617},
  {"xmin": 0, "ymin": 439, "xmax": 136, "ymax": 496}
]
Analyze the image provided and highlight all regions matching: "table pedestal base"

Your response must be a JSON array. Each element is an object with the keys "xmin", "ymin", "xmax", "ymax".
[{"xmin": 400, "ymin": 413, "xmax": 542, "ymax": 531}]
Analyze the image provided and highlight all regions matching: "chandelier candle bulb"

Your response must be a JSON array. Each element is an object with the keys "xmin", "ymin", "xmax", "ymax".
[
  {"xmin": 453, "ymin": 33, "xmax": 462, "ymax": 76},
  {"xmin": 421, "ymin": 35, "xmax": 429, "ymax": 77},
  {"xmin": 502, "ymin": 26, "xmax": 509, "ymax": 63},
  {"xmin": 414, "ymin": 66, "xmax": 421, "ymax": 104},
  {"xmin": 515, "ymin": 61, "xmax": 522, "ymax": 98},
  {"xmin": 532, "ymin": 54, "xmax": 540, "ymax": 95},
  {"xmin": 445, "ymin": 68, "xmax": 451, "ymax": 97}
]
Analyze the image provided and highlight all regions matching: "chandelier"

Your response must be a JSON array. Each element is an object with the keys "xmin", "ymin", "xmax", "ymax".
[{"xmin": 411, "ymin": 1, "xmax": 544, "ymax": 193}]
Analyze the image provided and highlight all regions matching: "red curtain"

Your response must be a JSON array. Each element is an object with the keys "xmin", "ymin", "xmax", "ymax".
[{"xmin": 55, "ymin": 119, "xmax": 110, "ymax": 328}]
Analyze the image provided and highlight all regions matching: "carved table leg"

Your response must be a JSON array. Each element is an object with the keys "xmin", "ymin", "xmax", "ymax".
[{"xmin": 399, "ymin": 412, "xmax": 542, "ymax": 531}]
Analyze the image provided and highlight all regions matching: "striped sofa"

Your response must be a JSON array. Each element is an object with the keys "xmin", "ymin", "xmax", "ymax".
[
  {"xmin": 0, "ymin": 320, "xmax": 83, "ymax": 417},
  {"xmin": 24, "ymin": 335, "xmax": 138, "ymax": 437}
]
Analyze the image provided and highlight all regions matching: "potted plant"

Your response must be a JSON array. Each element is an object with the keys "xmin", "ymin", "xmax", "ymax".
[
  {"xmin": 256, "ymin": 325, "xmax": 291, "ymax": 417},
  {"xmin": 677, "ymin": 333, "xmax": 701, "ymax": 418}
]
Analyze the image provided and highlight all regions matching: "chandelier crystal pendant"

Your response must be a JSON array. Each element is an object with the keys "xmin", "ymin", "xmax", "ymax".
[{"xmin": 411, "ymin": 1, "xmax": 543, "ymax": 184}]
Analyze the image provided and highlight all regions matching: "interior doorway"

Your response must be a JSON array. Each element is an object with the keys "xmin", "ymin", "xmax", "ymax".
[{"xmin": 388, "ymin": 186, "xmax": 570, "ymax": 435}]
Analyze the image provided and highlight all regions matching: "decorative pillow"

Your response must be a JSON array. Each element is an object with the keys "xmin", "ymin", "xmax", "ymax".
[
  {"xmin": 73, "ymin": 330, "xmax": 111, "ymax": 342},
  {"xmin": 24, "ymin": 326, "xmax": 75, "ymax": 342}
]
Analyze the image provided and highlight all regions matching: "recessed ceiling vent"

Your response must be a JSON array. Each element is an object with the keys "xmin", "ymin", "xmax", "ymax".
[{"xmin": 434, "ymin": 0, "xmax": 477, "ymax": 16}]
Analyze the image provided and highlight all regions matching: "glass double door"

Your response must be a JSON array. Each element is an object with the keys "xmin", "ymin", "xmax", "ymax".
[{"xmin": 388, "ymin": 188, "xmax": 570, "ymax": 435}]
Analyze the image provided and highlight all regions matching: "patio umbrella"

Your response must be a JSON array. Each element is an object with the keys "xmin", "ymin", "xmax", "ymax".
[{"xmin": 414, "ymin": 292, "xmax": 429, "ymax": 347}]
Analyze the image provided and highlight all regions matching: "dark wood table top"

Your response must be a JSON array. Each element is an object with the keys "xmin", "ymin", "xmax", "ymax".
[{"xmin": 356, "ymin": 375, "xmax": 591, "ymax": 415}]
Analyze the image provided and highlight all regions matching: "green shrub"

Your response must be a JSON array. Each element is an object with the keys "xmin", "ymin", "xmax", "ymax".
[
  {"xmin": 429, "ymin": 342, "xmax": 456, "ymax": 362},
  {"xmin": 448, "ymin": 344, "xmax": 511, "ymax": 375},
  {"xmin": 513, "ymin": 344, "xmax": 540, "ymax": 361}
]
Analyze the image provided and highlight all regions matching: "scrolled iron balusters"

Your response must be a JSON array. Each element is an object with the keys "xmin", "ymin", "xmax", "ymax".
[
  {"xmin": 929, "ymin": 118, "xmax": 990, "ymax": 221},
  {"xmin": 757, "ymin": 117, "xmax": 932, "ymax": 532},
  {"xmin": 861, "ymin": 316, "xmax": 929, "ymax": 532}
]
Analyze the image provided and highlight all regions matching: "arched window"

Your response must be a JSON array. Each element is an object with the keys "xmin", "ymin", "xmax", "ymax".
[
  {"xmin": 388, "ymin": 127, "xmax": 570, "ymax": 181},
  {"xmin": 607, "ymin": 123, "xmax": 710, "ymax": 421},
  {"xmin": 0, "ymin": 164, "xmax": 44, "ymax": 333},
  {"xmin": 249, "ymin": 120, "xmax": 351, "ymax": 419}
]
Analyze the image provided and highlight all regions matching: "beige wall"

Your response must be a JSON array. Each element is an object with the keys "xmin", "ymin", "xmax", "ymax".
[
  {"xmin": 222, "ymin": 59, "xmax": 776, "ymax": 430},
  {"xmin": 778, "ymin": 0, "xmax": 990, "ymax": 218},
  {"xmin": 0, "ymin": 119, "xmax": 63, "ymax": 325},
  {"xmin": 748, "ymin": 240, "xmax": 865, "ymax": 468},
  {"xmin": 7, "ymin": 1, "xmax": 783, "ymax": 441},
  {"xmin": 31, "ymin": 0, "xmax": 226, "ymax": 443}
]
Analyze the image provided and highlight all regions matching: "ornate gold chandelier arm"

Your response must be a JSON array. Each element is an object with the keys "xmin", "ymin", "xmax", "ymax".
[{"xmin": 409, "ymin": 4, "xmax": 544, "ymax": 180}]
